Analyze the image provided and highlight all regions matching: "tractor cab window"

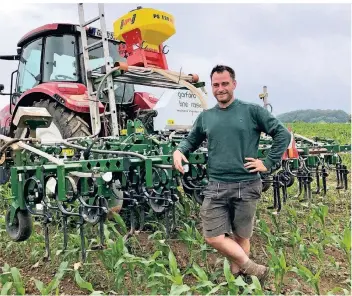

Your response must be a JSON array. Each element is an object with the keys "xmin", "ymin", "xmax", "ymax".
[
  {"xmin": 17, "ymin": 38, "xmax": 42, "ymax": 93},
  {"xmin": 43, "ymin": 35, "xmax": 79, "ymax": 83},
  {"xmin": 87, "ymin": 36, "xmax": 134, "ymax": 105}
]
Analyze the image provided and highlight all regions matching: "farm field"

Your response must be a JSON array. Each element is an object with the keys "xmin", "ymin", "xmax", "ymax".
[{"xmin": 0, "ymin": 122, "xmax": 350, "ymax": 295}]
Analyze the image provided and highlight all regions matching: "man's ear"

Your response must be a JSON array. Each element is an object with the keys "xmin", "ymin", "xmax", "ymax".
[{"xmin": 233, "ymin": 80, "xmax": 237, "ymax": 89}]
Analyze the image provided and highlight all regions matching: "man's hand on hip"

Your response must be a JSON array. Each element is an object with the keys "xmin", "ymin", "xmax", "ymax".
[
  {"xmin": 173, "ymin": 150, "xmax": 189, "ymax": 174},
  {"xmin": 244, "ymin": 157, "xmax": 268, "ymax": 173}
]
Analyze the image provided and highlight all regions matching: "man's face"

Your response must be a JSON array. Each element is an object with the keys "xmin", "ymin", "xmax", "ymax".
[{"xmin": 211, "ymin": 71, "xmax": 237, "ymax": 104}]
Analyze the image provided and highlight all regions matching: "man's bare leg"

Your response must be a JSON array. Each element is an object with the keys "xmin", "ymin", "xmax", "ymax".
[
  {"xmin": 204, "ymin": 234, "xmax": 267, "ymax": 278},
  {"xmin": 205, "ymin": 234, "xmax": 249, "ymax": 266},
  {"xmin": 229, "ymin": 234, "xmax": 250, "ymax": 274}
]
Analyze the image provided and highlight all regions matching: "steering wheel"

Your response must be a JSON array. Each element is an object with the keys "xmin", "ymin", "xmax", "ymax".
[{"xmin": 55, "ymin": 74, "xmax": 74, "ymax": 81}]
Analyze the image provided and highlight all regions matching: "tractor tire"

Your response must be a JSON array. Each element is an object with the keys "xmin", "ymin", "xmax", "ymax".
[
  {"xmin": 13, "ymin": 99, "xmax": 91, "ymax": 140},
  {"xmin": 5, "ymin": 207, "xmax": 32, "ymax": 242}
]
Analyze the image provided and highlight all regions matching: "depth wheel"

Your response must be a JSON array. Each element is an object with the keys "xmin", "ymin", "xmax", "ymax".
[{"xmin": 5, "ymin": 207, "xmax": 33, "ymax": 242}]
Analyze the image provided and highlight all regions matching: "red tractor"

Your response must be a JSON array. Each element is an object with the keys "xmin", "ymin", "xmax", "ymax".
[
  {"xmin": 0, "ymin": 22, "xmax": 163, "ymax": 183},
  {"xmin": 0, "ymin": 23, "xmax": 159, "ymax": 141}
]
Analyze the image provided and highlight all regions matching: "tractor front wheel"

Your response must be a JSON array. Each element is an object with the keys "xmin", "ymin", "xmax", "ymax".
[{"xmin": 5, "ymin": 207, "xmax": 33, "ymax": 242}]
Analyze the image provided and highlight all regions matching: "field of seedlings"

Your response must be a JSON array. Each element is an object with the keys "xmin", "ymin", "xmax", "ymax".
[{"xmin": 0, "ymin": 122, "xmax": 350, "ymax": 295}]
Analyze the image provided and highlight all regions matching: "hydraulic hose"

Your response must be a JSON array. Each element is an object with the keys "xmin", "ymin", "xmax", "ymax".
[{"xmin": 0, "ymin": 135, "xmax": 63, "ymax": 165}]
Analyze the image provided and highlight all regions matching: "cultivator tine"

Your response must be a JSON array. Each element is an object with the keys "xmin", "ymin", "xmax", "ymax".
[
  {"xmin": 138, "ymin": 206, "xmax": 145, "ymax": 231},
  {"xmin": 313, "ymin": 165, "xmax": 321, "ymax": 195},
  {"xmin": 62, "ymin": 215, "xmax": 68, "ymax": 251},
  {"xmin": 307, "ymin": 172, "xmax": 313, "ymax": 202},
  {"xmin": 78, "ymin": 205, "xmax": 87, "ymax": 262},
  {"xmin": 163, "ymin": 190, "xmax": 172, "ymax": 238},
  {"xmin": 276, "ymin": 176, "xmax": 282, "ymax": 212},
  {"xmin": 124, "ymin": 204, "xmax": 136, "ymax": 240},
  {"xmin": 336, "ymin": 163, "xmax": 343, "ymax": 189},
  {"xmin": 165, "ymin": 206, "xmax": 171, "ymax": 238},
  {"xmin": 23, "ymin": 198, "xmax": 53, "ymax": 261},
  {"xmin": 121, "ymin": 190, "xmax": 139, "ymax": 240},
  {"xmin": 172, "ymin": 202, "xmax": 176, "ymax": 230},
  {"xmin": 282, "ymin": 181, "xmax": 287, "ymax": 203},
  {"xmin": 301, "ymin": 175, "xmax": 308, "ymax": 202},
  {"xmin": 267, "ymin": 174, "xmax": 282, "ymax": 212},
  {"xmin": 98, "ymin": 199, "xmax": 105, "ymax": 248},
  {"xmin": 300, "ymin": 172, "xmax": 313, "ymax": 204},
  {"xmin": 42, "ymin": 205, "xmax": 51, "ymax": 260},
  {"xmin": 342, "ymin": 165, "xmax": 349, "ymax": 190},
  {"xmin": 293, "ymin": 169, "xmax": 303, "ymax": 199},
  {"xmin": 322, "ymin": 165, "xmax": 328, "ymax": 195},
  {"xmin": 336, "ymin": 163, "xmax": 349, "ymax": 190}
]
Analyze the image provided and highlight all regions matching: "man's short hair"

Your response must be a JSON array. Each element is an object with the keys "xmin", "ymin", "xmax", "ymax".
[{"xmin": 210, "ymin": 65, "xmax": 236, "ymax": 80}]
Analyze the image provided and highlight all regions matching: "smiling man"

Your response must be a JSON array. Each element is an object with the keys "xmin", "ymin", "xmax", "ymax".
[{"xmin": 173, "ymin": 64, "xmax": 291, "ymax": 284}]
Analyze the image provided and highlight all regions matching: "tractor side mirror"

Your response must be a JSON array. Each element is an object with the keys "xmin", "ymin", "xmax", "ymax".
[{"xmin": 0, "ymin": 84, "xmax": 4, "ymax": 92}]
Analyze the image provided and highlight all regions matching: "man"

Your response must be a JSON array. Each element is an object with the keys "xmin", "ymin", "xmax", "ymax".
[{"xmin": 173, "ymin": 65, "xmax": 291, "ymax": 283}]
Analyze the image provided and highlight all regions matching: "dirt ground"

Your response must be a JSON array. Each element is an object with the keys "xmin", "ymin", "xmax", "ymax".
[{"xmin": 0, "ymin": 227, "xmax": 349, "ymax": 295}]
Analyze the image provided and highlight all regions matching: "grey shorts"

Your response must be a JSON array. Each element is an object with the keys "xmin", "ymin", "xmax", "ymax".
[{"xmin": 200, "ymin": 178, "xmax": 262, "ymax": 239}]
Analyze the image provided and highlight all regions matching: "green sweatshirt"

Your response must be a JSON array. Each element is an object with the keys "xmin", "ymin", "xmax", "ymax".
[{"xmin": 177, "ymin": 98, "xmax": 292, "ymax": 182}]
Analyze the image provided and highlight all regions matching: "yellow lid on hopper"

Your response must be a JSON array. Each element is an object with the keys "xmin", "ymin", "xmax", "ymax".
[{"xmin": 113, "ymin": 7, "xmax": 176, "ymax": 50}]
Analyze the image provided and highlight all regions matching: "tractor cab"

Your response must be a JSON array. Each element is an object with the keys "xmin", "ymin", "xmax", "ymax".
[{"xmin": 0, "ymin": 23, "xmax": 134, "ymax": 109}]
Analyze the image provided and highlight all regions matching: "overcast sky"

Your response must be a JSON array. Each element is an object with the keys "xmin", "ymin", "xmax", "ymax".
[{"xmin": 0, "ymin": 3, "xmax": 350, "ymax": 115}]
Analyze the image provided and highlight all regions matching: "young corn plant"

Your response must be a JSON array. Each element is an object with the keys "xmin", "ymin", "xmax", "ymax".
[
  {"xmin": 148, "ymin": 249, "xmax": 191, "ymax": 296},
  {"xmin": 305, "ymin": 211, "xmax": 317, "ymax": 242},
  {"xmin": 114, "ymin": 252, "xmax": 151, "ymax": 294},
  {"xmin": 286, "ymin": 207, "xmax": 299, "ymax": 232},
  {"xmin": 267, "ymin": 246, "xmax": 292, "ymax": 294},
  {"xmin": 291, "ymin": 263, "xmax": 323, "ymax": 295},
  {"xmin": 298, "ymin": 242, "xmax": 313, "ymax": 271},
  {"xmin": 332, "ymin": 223, "xmax": 351, "ymax": 267},
  {"xmin": 288, "ymin": 227, "xmax": 303, "ymax": 264},
  {"xmin": 32, "ymin": 261, "xmax": 68, "ymax": 295},
  {"xmin": 139, "ymin": 250, "xmax": 170, "ymax": 294},
  {"xmin": 257, "ymin": 219, "xmax": 282, "ymax": 249},
  {"xmin": 221, "ymin": 258, "xmax": 251, "ymax": 295},
  {"xmin": 308, "ymin": 241, "xmax": 325, "ymax": 271},
  {"xmin": 178, "ymin": 222, "xmax": 198, "ymax": 267},
  {"xmin": 312, "ymin": 204, "xmax": 330, "ymax": 243},
  {"xmin": 0, "ymin": 264, "xmax": 26, "ymax": 295},
  {"xmin": 188, "ymin": 262, "xmax": 217, "ymax": 294}
]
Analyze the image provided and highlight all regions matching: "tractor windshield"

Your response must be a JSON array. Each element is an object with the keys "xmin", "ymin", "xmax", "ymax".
[
  {"xmin": 43, "ymin": 35, "xmax": 79, "ymax": 83},
  {"xmin": 87, "ymin": 36, "xmax": 134, "ymax": 105},
  {"xmin": 17, "ymin": 38, "xmax": 43, "ymax": 93}
]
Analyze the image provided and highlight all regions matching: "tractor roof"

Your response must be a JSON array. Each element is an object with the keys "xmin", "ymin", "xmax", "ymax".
[
  {"xmin": 17, "ymin": 23, "xmax": 121, "ymax": 48},
  {"xmin": 17, "ymin": 23, "xmax": 77, "ymax": 47}
]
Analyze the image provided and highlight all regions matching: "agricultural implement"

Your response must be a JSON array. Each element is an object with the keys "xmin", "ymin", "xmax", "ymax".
[
  {"xmin": 0, "ymin": 4, "xmax": 350, "ymax": 262},
  {"xmin": 259, "ymin": 132, "xmax": 350, "ymax": 212}
]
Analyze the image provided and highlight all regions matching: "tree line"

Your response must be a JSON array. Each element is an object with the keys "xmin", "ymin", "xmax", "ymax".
[{"xmin": 277, "ymin": 109, "xmax": 351, "ymax": 123}]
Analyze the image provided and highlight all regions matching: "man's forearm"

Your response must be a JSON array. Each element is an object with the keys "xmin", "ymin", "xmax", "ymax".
[
  {"xmin": 177, "ymin": 140, "xmax": 195, "ymax": 155},
  {"xmin": 263, "ymin": 126, "xmax": 291, "ymax": 170},
  {"xmin": 176, "ymin": 112, "xmax": 205, "ymax": 156}
]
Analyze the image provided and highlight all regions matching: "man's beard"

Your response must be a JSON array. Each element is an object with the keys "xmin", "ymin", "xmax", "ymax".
[{"xmin": 216, "ymin": 92, "xmax": 232, "ymax": 103}]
